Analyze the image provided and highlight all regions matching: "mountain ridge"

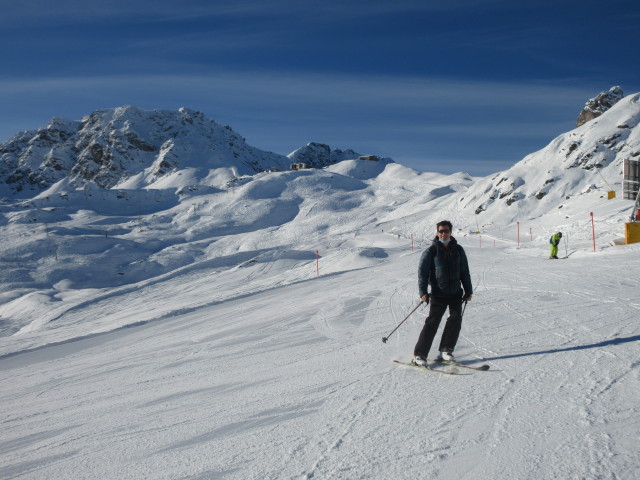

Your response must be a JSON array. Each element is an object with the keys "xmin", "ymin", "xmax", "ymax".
[
  {"xmin": 0, "ymin": 106, "xmax": 372, "ymax": 197},
  {"xmin": 1, "ymin": 89, "xmax": 638, "ymax": 231},
  {"xmin": 461, "ymin": 92, "xmax": 640, "ymax": 223}
]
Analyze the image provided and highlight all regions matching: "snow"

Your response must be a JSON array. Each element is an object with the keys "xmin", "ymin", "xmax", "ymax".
[{"xmin": 1, "ymin": 99, "xmax": 640, "ymax": 479}]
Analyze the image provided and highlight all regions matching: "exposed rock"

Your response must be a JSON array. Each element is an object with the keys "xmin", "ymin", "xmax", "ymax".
[
  {"xmin": 287, "ymin": 142, "xmax": 361, "ymax": 169},
  {"xmin": 576, "ymin": 86, "xmax": 624, "ymax": 127}
]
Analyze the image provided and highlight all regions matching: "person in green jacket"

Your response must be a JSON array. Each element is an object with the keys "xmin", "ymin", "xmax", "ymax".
[{"xmin": 549, "ymin": 232, "xmax": 562, "ymax": 259}]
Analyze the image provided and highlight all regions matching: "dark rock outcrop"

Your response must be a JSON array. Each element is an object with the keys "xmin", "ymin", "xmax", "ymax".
[{"xmin": 576, "ymin": 86, "xmax": 624, "ymax": 127}]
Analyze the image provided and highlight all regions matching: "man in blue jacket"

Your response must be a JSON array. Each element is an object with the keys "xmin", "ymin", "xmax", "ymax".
[{"xmin": 413, "ymin": 220, "xmax": 473, "ymax": 366}]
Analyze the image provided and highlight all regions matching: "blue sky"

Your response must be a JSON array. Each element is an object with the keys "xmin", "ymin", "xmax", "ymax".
[{"xmin": 1, "ymin": 0, "xmax": 639, "ymax": 176}]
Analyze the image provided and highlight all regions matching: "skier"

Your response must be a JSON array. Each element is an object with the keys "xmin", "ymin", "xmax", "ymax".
[
  {"xmin": 412, "ymin": 220, "xmax": 473, "ymax": 366},
  {"xmin": 549, "ymin": 232, "xmax": 562, "ymax": 259}
]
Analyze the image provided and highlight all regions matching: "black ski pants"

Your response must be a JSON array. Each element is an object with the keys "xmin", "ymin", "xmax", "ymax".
[{"xmin": 414, "ymin": 296, "xmax": 463, "ymax": 357}]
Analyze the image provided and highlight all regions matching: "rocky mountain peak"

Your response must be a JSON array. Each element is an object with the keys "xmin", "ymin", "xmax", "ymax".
[
  {"xmin": 0, "ymin": 107, "xmax": 383, "ymax": 197},
  {"xmin": 0, "ymin": 107, "xmax": 291, "ymax": 195},
  {"xmin": 576, "ymin": 86, "xmax": 624, "ymax": 127},
  {"xmin": 287, "ymin": 142, "xmax": 362, "ymax": 168}
]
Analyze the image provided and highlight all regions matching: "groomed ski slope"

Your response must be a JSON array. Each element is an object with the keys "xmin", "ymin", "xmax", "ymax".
[{"xmin": 1, "ymin": 229, "xmax": 639, "ymax": 480}]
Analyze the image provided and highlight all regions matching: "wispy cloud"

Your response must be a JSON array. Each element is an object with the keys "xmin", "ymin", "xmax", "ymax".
[
  {"xmin": 3, "ymin": 0, "xmax": 509, "ymax": 25},
  {"xmin": 0, "ymin": 71, "xmax": 593, "ymax": 111}
]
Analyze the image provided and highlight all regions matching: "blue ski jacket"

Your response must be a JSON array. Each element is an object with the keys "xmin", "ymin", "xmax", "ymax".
[{"xmin": 418, "ymin": 236, "xmax": 472, "ymax": 299}]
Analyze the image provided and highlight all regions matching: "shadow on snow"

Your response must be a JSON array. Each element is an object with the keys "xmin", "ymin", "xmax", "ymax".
[{"xmin": 485, "ymin": 335, "xmax": 640, "ymax": 361}]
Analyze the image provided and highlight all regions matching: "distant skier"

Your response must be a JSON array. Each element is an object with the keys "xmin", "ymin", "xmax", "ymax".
[
  {"xmin": 412, "ymin": 220, "xmax": 473, "ymax": 367},
  {"xmin": 549, "ymin": 232, "xmax": 563, "ymax": 259}
]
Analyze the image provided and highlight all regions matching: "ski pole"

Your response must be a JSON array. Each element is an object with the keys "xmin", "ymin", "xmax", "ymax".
[{"xmin": 382, "ymin": 300, "xmax": 424, "ymax": 343}]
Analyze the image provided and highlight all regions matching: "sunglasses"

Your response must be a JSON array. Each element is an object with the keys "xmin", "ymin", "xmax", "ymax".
[{"xmin": 438, "ymin": 229, "xmax": 450, "ymax": 234}]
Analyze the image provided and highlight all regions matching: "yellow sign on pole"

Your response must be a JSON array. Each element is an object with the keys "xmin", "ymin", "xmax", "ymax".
[{"xmin": 625, "ymin": 222, "xmax": 640, "ymax": 244}]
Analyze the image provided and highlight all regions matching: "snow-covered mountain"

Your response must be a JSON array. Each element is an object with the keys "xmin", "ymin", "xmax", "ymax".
[
  {"xmin": 0, "ymin": 106, "xmax": 373, "ymax": 197},
  {"xmin": 460, "ymin": 90, "xmax": 640, "ymax": 224}
]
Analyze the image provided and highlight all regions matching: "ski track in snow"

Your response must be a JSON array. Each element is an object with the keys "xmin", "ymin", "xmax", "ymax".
[
  {"xmin": 1, "ymin": 231, "xmax": 639, "ymax": 479},
  {"xmin": 0, "ymin": 227, "xmax": 640, "ymax": 479},
  {"xmin": 1, "ymin": 190, "xmax": 640, "ymax": 480}
]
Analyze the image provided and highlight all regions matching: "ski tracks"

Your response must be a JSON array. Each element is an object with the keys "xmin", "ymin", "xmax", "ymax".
[
  {"xmin": 442, "ymin": 245, "xmax": 640, "ymax": 479},
  {"xmin": 300, "ymin": 373, "xmax": 388, "ymax": 479}
]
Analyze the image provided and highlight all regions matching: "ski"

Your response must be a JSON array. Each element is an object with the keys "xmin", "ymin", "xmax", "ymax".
[
  {"xmin": 437, "ymin": 360, "xmax": 490, "ymax": 371},
  {"xmin": 393, "ymin": 360, "xmax": 459, "ymax": 375}
]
